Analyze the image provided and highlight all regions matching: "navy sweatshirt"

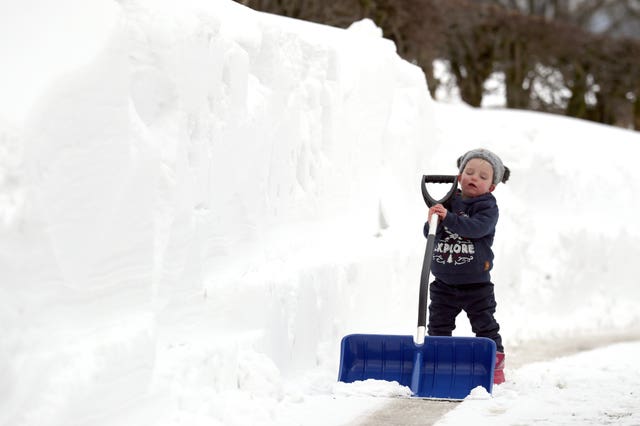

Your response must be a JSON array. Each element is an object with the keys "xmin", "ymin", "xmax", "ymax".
[{"xmin": 423, "ymin": 191, "xmax": 499, "ymax": 285}]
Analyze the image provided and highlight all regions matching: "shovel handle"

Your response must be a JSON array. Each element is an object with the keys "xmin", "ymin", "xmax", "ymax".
[
  {"xmin": 421, "ymin": 175, "xmax": 458, "ymax": 208},
  {"xmin": 416, "ymin": 214, "xmax": 439, "ymax": 343},
  {"xmin": 416, "ymin": 175, "xmax": 457, "ymax": 345}
]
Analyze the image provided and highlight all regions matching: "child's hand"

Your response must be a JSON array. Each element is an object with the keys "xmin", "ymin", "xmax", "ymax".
[{"xmin": 428, "ymin": 204, "xmax": 448, "ymax": 222}]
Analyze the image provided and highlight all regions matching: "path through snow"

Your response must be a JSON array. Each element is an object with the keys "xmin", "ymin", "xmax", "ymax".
[{"xmin": 348, "ymin": 330, "xmax": 640, "ymax": 426}]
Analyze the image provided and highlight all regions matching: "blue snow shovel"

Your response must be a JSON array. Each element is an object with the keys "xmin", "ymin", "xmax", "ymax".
[{"xmin": 338, "ymin": 175, "xmax": 496, "ymax": 400}]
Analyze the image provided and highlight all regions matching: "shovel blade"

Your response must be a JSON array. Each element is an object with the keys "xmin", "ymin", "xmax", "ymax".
[{"xmin": 338, "ymin": 334, "xmax": 496, "ymax": 400}]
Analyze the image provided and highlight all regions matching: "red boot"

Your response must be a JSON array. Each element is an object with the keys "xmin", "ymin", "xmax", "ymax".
[{"xmin": 493, "ymin": 352, "xmax": 505, "ymax": 384}]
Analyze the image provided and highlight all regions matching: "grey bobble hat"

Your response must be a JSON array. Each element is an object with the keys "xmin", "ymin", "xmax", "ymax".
[{"xmin": 457, "ymin": 148, "xmax": 510, "ymax": 185}]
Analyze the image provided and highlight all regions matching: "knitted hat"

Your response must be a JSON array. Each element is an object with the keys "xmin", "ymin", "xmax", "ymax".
[{"xmin": 457, "ymin": 148, "xmax": 510, "ymax": 185}]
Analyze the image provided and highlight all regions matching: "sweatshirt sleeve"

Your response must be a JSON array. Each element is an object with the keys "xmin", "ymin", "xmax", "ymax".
[{"xmin": 441, "ymin": 202, "xmax": 498, "ymax": 239}]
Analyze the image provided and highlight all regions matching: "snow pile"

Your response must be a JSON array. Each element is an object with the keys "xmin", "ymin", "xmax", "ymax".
[
  {"xmin": 333, "ymin": 379, "xmax": 412, "ymax": 398},
  {"xmin": 1, "ymin": 0, "xmax": 640, "ymax": 425},
  {"xmin": 440, "ymin": 342, "xmax": 640, "ymax": 425}
]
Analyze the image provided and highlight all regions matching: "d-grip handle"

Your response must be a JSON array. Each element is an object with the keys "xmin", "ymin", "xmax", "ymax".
[{"xmin": 421, "ymin": 175, "xmax": 458, "ymax": 207}]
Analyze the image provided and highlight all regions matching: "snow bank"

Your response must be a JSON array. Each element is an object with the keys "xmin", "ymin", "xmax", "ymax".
[{"xmin": 2, "ymin": 0, "xmax": 433, "ymax": 424}]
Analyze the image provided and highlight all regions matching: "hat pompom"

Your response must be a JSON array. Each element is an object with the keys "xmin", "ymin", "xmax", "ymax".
[{"xmin": 502, "ymin": 166, "xmax": 510, "ymax": 183}]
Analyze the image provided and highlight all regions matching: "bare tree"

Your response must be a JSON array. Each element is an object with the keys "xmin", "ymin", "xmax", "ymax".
[{"xmin": 485, "ymin": 0, "xmax": 640, "ymax": 37}]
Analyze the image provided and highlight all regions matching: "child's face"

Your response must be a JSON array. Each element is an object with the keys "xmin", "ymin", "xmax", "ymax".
[{"xmin": 458, "ymin": 158, "xmax": 496, "ymax": 198}]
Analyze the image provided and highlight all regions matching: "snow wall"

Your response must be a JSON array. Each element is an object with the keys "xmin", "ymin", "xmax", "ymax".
[{"xmin": 2, "ymin": 0, "xmax": 640, "ymax": 424}]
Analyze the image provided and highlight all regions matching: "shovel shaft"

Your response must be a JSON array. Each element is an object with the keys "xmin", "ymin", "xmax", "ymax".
[{"xmin": 416, "ymin": 214, "xmax": 439, "ymax": 343}]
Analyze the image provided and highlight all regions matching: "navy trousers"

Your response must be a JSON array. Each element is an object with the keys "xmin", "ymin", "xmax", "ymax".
[{"xmin": 427, "ymin": 278, "xmax": 504, "ymax": 352}]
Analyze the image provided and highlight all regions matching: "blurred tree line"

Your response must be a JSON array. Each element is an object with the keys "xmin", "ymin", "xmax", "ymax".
[{"xmin": 234, "ymin": 0, "xmax": 640, "ymax": 130}]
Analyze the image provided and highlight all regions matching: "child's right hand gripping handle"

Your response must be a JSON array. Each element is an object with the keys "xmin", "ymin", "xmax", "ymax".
[{"xmin": 421, "ymin": 175, "xmax": 458, "ymax": 208}]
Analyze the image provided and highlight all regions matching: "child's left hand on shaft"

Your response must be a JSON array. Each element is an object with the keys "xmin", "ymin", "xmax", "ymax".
[{"xmin": 428, "ymin": 204, "xmax": 447, "ymax": 222}]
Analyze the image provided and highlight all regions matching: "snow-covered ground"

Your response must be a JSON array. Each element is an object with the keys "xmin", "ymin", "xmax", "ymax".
[
  {"xmin": 1, "ymin": 0, "xmax": 640, "ymax": 425},
  {"xmin": 439, "ymin": 341, "xmax": 640, "ymax": 425}
]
